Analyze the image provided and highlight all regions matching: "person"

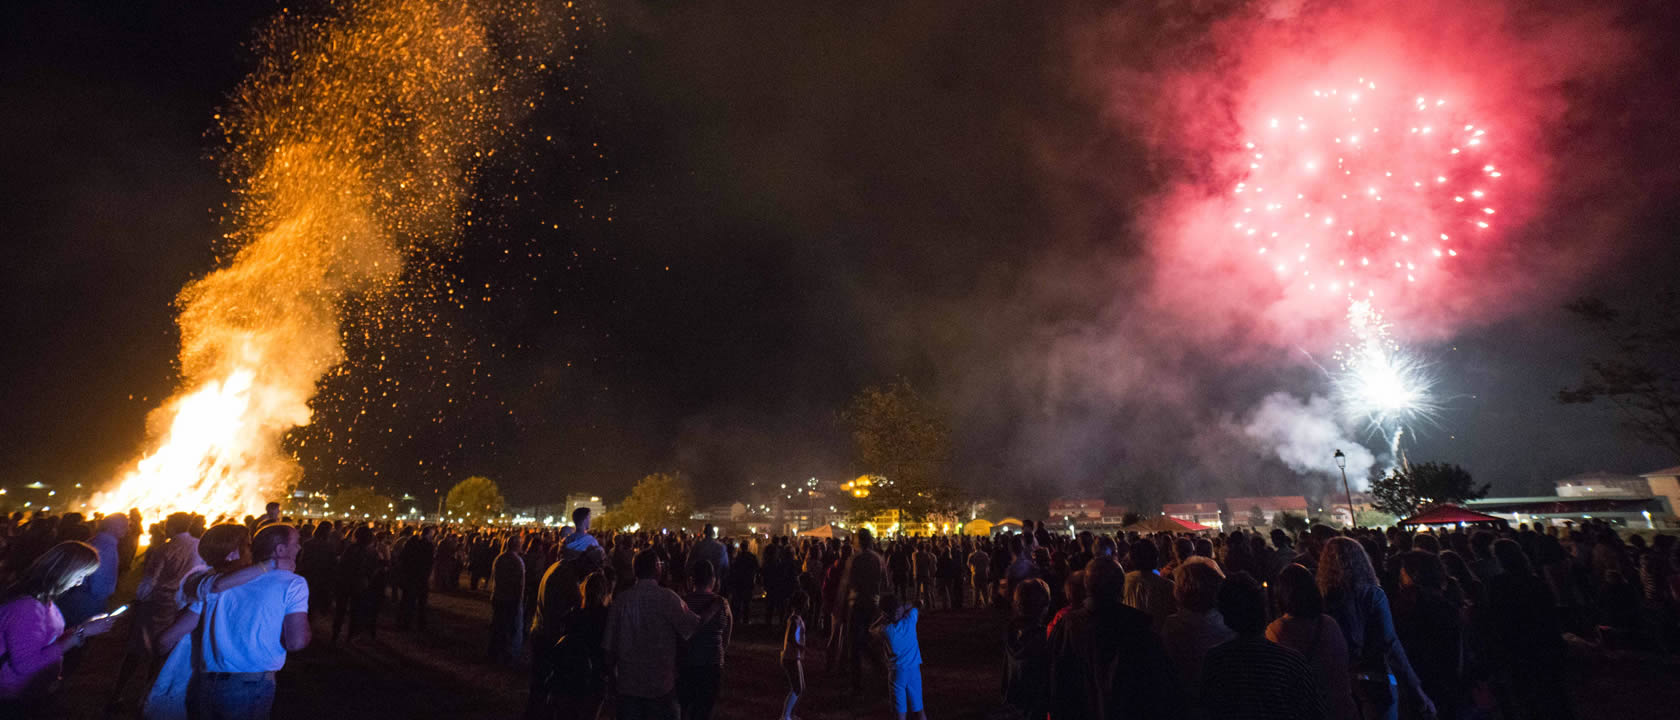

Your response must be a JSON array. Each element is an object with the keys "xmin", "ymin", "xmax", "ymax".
[
  {"xmin": 563, "ymin": 508, "xmax": 603, "ymax": 562},
  {"xmin": 396, "ymin": 525, "xmax": 436, "ymax": 631},
  {"xmin": 469, "ymin": 534, "xmax": 496, "ymax": 591},
  {"xmin": 604, "ymin": 549, "xmax": 708, "ymax": 720},
  {"xmin": 1201, "ymin": 572, "xmax": 1327, "ymax": 720},
  {"xmin": 1122, "ymin": 539, "xmax": 1176, "ymax": 629},
  {"xmin": 680, "ymin": 560, "xmax": 732, "ymax": 720},
  {"xmin": 873, "ymin": 594, "xmax": 924, "ymax": 720},
  {"xmin": 546, "ymin": 573, "xmax": 612, "ymax": 720},
  {"xmin": 296, "ymin": 520, "xmax": 336, "ymax": 618},
  {"xmin": 1484, "ymin": 538, "xmax": 1571, "ymax": 720},
  {"xmin": 58, "ymin": 513, "xmax": 127, "ymax": 626},
  {"xmin": 838, "ymin": 528, "xmax": 887, "ymax": 693},
  {"xmin": 331, "ymin": 526, "xmax": 384, "ymax": 644},
  {"xmin": 158, "ymin": 523, "xmax": 309, "ymax": 720},
  {"xmin": 256, "ymin": 503, "xmax": 282, "ymax": 529},
  {"xmin": 490, "ymin": 537, "xmax": 526, "ymax": 665},
  {"xmin": 727, "ymin": 543, "xmax": 758, "ymax": 628},
  {"xmin": 690, "ymin": 524, "xmax": 729, "ymax": 583},
  {"xmin": 779, "ymin": 590, "xmax": 809, "ymax": 720},
  {"xmin": 111, "ymin": 513, "xmax": 205, "ymax": 710},
  {"xmin": 0, "ymin": 542, "xmax": 120, "ymax": 711},
  {"xmin": 1048, "ymin": 556, "xmax": 1181, "ymax": 720},
  {"xmin": 913, "ymin": 542, "xmax": 937, "ymax": 609},
  {"xmin": 1392, "ymin": 551, "xmax": 1466, "ymax": 720},
  {"xmin": 1160, "ymin": 556, "xmax": 1235, "ymax": 715},
  {"xmin": 1318, "ymin": 536, "xmax": 1433, "ymax": 720},
  {"xmin": 1267, "ymin": 564, "xmax": 1356, "ymax": 720},
  {"xmin": 1004, "ymin": 578, "xmax": 1052, "ymax": 720},
  {"xmin": 530, "ymin": 537, "xmax": 606, "ymax": 719},
  {"xmin": 968, "ymin": 543, "xmax": 991, "ymax": 609}
]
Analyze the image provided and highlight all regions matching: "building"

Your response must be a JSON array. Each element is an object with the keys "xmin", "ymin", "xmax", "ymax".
[
  {"xmin": 1640, "ymin": 466, "xmax": 1680, "ymax": 524},
  {"xmin": 1555, "ymin": 471, "xmax": 1651, "ymax": 497},
  {"xmin": 564, "ymin": 493, "xmax": 606, "ymax": 522},
  {"xmin": 1224, "ymin": 496, "xmax": 1310, "ymax": 527},
  {"xmin": 1048, "ymin": 498, "xmax": 1106, "ymax": 522},
  {"xmin": 1468, "ymin": 495, "xmax": 1664, "ymax": 529},
  {"xmin": 1163, "ymin": 502, "xmax": 1222, "ymax": 530}
]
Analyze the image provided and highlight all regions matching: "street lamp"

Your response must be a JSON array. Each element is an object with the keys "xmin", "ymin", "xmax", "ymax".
[{"xmin": 1334, "ymin": 449, "xmax": 1355, "ymax": 527}]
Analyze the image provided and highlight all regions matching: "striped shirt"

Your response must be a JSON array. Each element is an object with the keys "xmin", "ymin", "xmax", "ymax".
[{"xmin": 1200, "ymin": 636, "xmax": 1327, "ymax": 720}]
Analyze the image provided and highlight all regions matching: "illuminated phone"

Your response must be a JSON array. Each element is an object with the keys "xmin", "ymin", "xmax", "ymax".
[{"xmin": 88, "ymin": 605, "xmax": 130, "ymax": 622}]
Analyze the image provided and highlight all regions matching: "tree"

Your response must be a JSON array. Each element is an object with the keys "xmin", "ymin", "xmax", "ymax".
[
  {"xmin": 445, "ymin": 476, "xmax": 506, "ymax": 524},
  {"xmin": 1369, "ymin": 462, "xmax": 1489, "ymax": 518},
  {"xmin": 1354, "ymin": 509, "xmax": 1398, "ymax": 528},
  {"xmin": 1247, "ymin": 505, "xmax": 1267, "ymax": 528},
  {"xmin": 1558, "ymin": 293, "xmax": 1680, "ymax": 458},
  {"xmin": 332, "ymin": 485, "xmax": 395, "ymax": 521},
  {"xmin": 612, "ymin": 472, "xmax": 694, "ymax": 531},
  {"xmin": 842, "ymin": 380, "xmax": 954, "ymax": 527},
  {"xmin": 1120, "ymin": 511, "xmax": 1143, "ymax": 527}
]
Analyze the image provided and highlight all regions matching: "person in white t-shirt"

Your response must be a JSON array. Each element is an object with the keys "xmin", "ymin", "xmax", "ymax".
[{"xmin": 164, "ymin": 523, "xmax": 310, "ymax": 720}]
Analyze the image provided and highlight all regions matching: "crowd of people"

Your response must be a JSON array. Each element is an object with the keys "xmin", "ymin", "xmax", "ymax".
[{"xmin": 1, "ymin": 500, "xmax": 1676, "ymax": 719}]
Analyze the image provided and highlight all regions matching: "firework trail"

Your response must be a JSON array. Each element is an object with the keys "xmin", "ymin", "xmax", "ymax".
[{"xmin": 96, "ymin": 0, "xmax": 564, "ymax": 520}]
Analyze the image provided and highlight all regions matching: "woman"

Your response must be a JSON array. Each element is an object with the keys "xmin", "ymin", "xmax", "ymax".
[
  {"xmin": 1003, "ymin": 578, "xmax": 1051, "ymax": 720},
  {"xmin": 0, "ymin": 541, "xmax": 120, "ymax": 710},
  {"xmin": 1267, "ymin": 563, "xmax": 1356, "ymax": 720},
  {"xmin": 142, "ymin": 523, "xmax": 254, "ymax": 720},
  {"xmin": 1319, "ymin": 536, "xmax": 1434, "ymax": 720},
  {"xmin": 1485, "ymin": 538, "xmax": 1571, "ymax": 720},
  {"xmin": 1393, "ymin": 551, "xmax": 1466, "ymax": 720},
  {"xmin": 546, "ymin": 572, "xmax": 611, "ymax": 720}
]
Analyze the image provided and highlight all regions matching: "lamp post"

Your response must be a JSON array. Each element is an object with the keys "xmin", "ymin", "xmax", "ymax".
[{"xmin": 1334, "ymin": 449, "xmax": 1355, "ymax": 527}]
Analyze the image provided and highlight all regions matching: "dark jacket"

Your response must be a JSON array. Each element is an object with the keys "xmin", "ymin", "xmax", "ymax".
[{"xmin": 1048, "ymin": 601, "xmax": 1183, "ymax": 720}]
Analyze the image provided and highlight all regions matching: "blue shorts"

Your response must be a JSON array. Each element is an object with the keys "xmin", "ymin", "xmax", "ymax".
[{"xmin": 889, "ymin": 664, "xmax": 923, "ymax": 713}]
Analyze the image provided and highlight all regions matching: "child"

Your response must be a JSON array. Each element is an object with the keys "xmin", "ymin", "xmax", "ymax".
[
  {"xmin": 873, "ymin": 593, "xmax": 925, "ymax": 720},
  {"xmin": 781, "ymin": 590, "xmax": 810, "ymax": 720}
]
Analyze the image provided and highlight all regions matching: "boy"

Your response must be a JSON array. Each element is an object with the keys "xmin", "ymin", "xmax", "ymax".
[{"xmin": 873, "ymin": 594, "xmax": 925, "ymax": 720}]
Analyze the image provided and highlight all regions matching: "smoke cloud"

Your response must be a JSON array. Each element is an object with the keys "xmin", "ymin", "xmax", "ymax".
[{"xmin": 1242, "ymin": 393, "xmax": 1377, "ymax": 489}]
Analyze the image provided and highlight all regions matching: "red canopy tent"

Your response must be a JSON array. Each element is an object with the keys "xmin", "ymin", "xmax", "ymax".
[{"xmin": 1397, "ymin": 504, "xmax": 1505, "ymax": 529}]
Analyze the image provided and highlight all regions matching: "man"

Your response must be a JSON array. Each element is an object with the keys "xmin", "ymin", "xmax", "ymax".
[
  {"xmin": 690, "ymin": 524, "xmax": 729, "ymax": 581},
  {"xmin": 913, "ymin": 541, "xmax": 937, "ymax": 609},
  {"xmin": 1049, "ymin": 556, "xmax": 1181, "ymax": 720},
  {"xmin": 110, "ymin": 512, "xmax": 204, "ymax": 708},
  {"xmin": 562, "ymin": 507, "xmax": 603, "ymax": 562},
  {"xmin": 169, "ymin": 523, "xmax": 310, "ymax": 720},
  {"xmin": 257, "ymin": 502, "xmax": 283, "ymax": 528},
  {"xmin": 1200, "ymin": 573, "xmax": 1326, "ymax": 720},
  {"xmin": 1121, "ymin": 540, "xmax": 1176, "ymax": 629},
  {"xmin": 679, "ymin": 560, "xmax": 732, "ymax": 720},
  {"xmin": 604, "ymin": 549, "xmax": 709, "ymax": 720},
  {"xmin": 489, "ymin": 537, "xmax": 525, "ymax": 665},
  {"xmin": 59, "ymin": 513, "xmax": 128, "ymax": 625},
  {"xmin": 296, "ymin": 520, "xmax": 337, "ymax": 618},
  {"xmin": 397, "ymin": 525, "xmax": 437, "ymax": 630},
  {"xmin": 967, "ymin": 542, "xmax": 991, "ymax": 609},
  {"xmin": 838, "ymin": 528, "xmax": 887, "ymax": 693}
]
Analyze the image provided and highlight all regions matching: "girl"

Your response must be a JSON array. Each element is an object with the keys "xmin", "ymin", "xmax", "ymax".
[{"xmin": 781, "ymin": 591, "xmax": 810, "ymax": 720}]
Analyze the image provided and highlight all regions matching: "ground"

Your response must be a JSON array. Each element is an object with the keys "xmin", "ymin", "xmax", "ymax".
[{"xmin": 45, "ymin": 585, "xmax": 1680, "ymax": 719}]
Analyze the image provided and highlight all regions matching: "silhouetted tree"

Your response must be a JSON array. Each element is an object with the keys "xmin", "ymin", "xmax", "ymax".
[
  {"xmin": 1558, "ymin": 293, "xmax": 1680, "ymax": 458},
  {"xmin": 1369, "ymin": 462, "xmax": 1488, "ymax": 518}
]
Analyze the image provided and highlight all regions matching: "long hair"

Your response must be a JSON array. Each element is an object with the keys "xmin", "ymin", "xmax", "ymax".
[
  {"xmin": 1317, "ymin": 536, "xmax": 1379, "ymax": 597},
  {"xmin": 198, "ymin": 523, "xmax": 253, "ymax": 572},
  {"xmin": 2, "ymin": 541, "xmax": 100, "ymax": 604}
]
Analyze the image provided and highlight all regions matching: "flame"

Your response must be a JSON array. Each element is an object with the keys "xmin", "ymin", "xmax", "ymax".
[{"xmin": 95, "ymin": 0, "xmax": 567, "ymax": 521}]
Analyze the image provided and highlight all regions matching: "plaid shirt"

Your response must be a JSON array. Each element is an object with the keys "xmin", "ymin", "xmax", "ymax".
[{"xmin": 604, "ymin": 579, "xmax": 700, "ymax": 697}]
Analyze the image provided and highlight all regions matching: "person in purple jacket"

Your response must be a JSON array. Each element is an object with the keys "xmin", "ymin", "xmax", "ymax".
[{"xmin": 0, "ymin": 542, "xmax": 120, "ymax": 712}]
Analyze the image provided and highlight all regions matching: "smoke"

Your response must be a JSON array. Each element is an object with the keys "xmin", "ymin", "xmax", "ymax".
[
  {"xmin": 1242, "ymin": 393, "xmax": 1376, "ymax": 489},
  {"xmin": 97, "ymin": 0, "xmax": 564, "ymax": 518}
]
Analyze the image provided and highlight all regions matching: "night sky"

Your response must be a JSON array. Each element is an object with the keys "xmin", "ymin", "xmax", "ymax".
[{"xmin": 3, "ymin": 0, "xmax": 1678, "ymax": 512}]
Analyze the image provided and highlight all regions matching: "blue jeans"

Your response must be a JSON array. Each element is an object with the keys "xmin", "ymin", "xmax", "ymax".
[{"xmin": 188, "ymin": 672, "xmax": 276, "ymax": 720}]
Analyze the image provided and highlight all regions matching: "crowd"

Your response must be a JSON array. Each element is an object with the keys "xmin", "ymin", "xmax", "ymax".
[{"xmin": 0, "ymin": 500, "xmax": 1676, "ymax": 720}]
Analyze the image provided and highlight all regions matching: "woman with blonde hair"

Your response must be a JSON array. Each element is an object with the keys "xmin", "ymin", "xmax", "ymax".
[
  {"xmin": 1319, "ymin": 536, "xmax": 1433, "ymax": 720},
  {"xmin": 0, "ymin": 541, "xmax": 121, "ymax": 709}
]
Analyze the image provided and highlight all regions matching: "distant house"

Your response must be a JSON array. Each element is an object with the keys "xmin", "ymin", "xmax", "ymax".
[
  {"xmin": 1163, "ymin": 502, "xmax": 1222, "ymax": 529},
  {"xmin": 1048, "ymin": 498, "xmax": 1107, "ymax": 521},
  {"xmin": 1224, "ymin": 496, "xmax": 1309, "ymax": 527}
]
